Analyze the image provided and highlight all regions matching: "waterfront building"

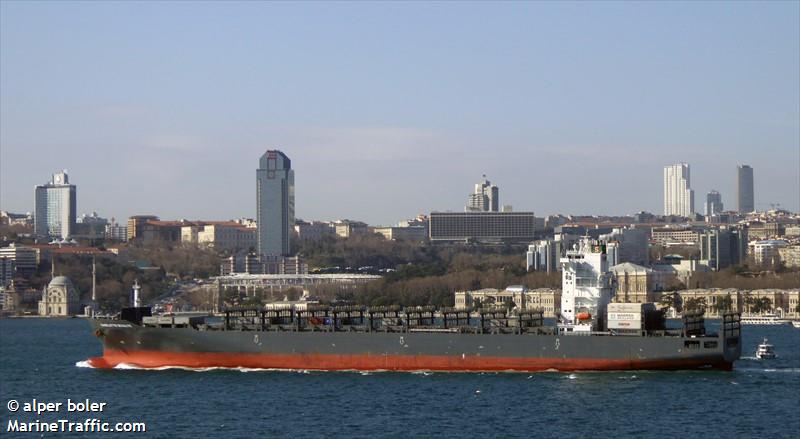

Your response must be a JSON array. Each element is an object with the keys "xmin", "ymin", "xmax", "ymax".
[
  {"xmin": 663, "ymin": 163, "xmax": 694, "ymax": 217},
  {"xmin": 1, "ymin": 283, "xmax": 22, "ymax": 312},
  {"xmin": 610, "ymin": 263, "xmax": 659, "ymax": 303},
  {"xmin": 257, "ymin": 150, "xmax": 294, "ymax": 257},
  {"xmin": 38, "ymin": 276, "xmax": 80, "ymax": 316},
  {"xmin": 453, "ymin": 286, "xmax": 561, "ymax": 317},
  {"xmin": 34, "ymin": 170, "xmax": 77, "ymax": 239},
  {"xmin": 0, "ymin": 258, "xmax": 14, "ymax": 288},
  {"xmin": 0, "ymin": 244, "xmax": 37, "ymax": 275},
  {"xmin": 429, "ymin": 211, "xmax": 535, "ymax": 243},
  {"xmin": 674, "ymin": 289, "xmax": 741, "ymax": 318},
  {"xmin": 787, "ymin": 290, "xmax": 800, "ymax": 318},
  {"xmin": 524, "ymin": 289, "xmax": 561, "ymax": 317},
  {"xmin": 739, "ymin": 289, "xmax": 791, "ymax": 317},
  {"xmin": 737, "ymin": 165, "xmax": 755, "ymax": 213},
  {"xmin": 207, "ymin": 273, "xmax": 381, "ymax": 311},
  {"xmin": 465, "ymin": 176, "xmax": 499, "ymax": 212},
  {"xmin": 704, "ymin": 190, "xmax": 723, "ymax": 217}
]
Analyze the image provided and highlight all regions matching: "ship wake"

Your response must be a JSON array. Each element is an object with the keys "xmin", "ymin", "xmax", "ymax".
[{"xmin": 77, "ymin": 359, "xmax": 316, "ymax": 373}]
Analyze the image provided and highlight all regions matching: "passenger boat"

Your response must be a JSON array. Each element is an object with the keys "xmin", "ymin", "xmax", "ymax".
[
  {"xmin": 740, "ymin": 314, "xmax": 790, "ymax": 325},
  {"xmin": 755, "ymin": 338, "xmax": 776, "ymax": 359}
]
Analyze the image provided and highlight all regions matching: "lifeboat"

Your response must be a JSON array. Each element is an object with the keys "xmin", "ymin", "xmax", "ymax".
[{"xmin": 576, "ymin": 312, "xmax": 592, "ymax": 321}]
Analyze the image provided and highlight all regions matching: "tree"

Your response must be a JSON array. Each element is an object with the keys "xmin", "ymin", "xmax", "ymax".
[
  {"xmin": 712, "ymin": 295, "xmax": 733, "ymax": 314},
  {"xmin": 752, "ymin": 297, "xmax": 773, "ymax": 314},
  {"xmin": 684, "ymin": 297, "xmax": 707, "ymax": 313},
  {"xmin": 659, "ymin": 291, "xmax": 682, "ymax": 313}
]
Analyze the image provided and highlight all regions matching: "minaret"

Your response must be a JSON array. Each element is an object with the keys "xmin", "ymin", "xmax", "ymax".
[
  {"xmin": 91, "ymin": 256, "xmax": 97, "ymax": 302},
  {"xmin": 132, "ymin": 279, "xmax": 141, "ymax": 308}
]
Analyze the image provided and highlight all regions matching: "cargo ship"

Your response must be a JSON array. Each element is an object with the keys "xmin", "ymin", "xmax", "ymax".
[{"xmin": 86, "ymin": 240, "xmax": 742, "ymax": 372}]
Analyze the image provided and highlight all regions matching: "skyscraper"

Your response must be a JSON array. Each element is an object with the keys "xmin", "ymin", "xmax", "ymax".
[
  {"xmin": 663, "ymin": 163, "xmax": 694, "ymax": 217},
  {"xmin": 256, "ymin": 150, "xmax": 294, "ymax": 257},
  {"xmin": 465, "ymin": 176, "xmax": 499, "ymax": 212},
  {"xmin": 737, "ymin": 165, "xmax": 754, "ymax": 213},
  {"xmin": 704, "ymin": 190, "xmax": 723, "ymax": 217},
  {"xmin": 34, "ymin": 170, "xmax": 76, "ymax": 239}
]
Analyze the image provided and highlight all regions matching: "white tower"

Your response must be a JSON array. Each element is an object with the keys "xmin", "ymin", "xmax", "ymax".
[
  {"xmin": 663, "ymin": 163, "xmax": 694, "ymax": 217},
  {"xmin": 131, "ymin": 279, "xmax": 141, "ymax": 308}
]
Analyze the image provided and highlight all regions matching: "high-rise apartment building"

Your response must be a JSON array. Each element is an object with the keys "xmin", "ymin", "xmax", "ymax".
[
  {"xmin": 256, "ymin": 150, "xmax": 294, "ymax": 257},
  {"xmin": 704, "ymin": 190, "xmax": 723, "ymax": 217},
  {"xmin": 465, "ymin": 176, "xmax": 499, "ymax": 212},
  {"xmin": 34, "ymin": 171, "xmax": 76, "ymax": 239},
  {"xmin": 737, "ymin": 165, "xmax": 754, "ymax": 213},
  {"xmin": 663, "ymin": 163, "xmax": 694, "ymax": 217}
]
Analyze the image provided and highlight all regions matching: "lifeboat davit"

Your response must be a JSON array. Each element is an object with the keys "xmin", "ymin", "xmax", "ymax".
[{"xmin": 576, "ymin": 312, "xmax": 592, "ymax": 321}]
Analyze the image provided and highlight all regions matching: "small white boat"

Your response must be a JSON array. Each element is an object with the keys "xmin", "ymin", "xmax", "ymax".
[
  {"xmin": 740, "ymin": 314, "xmax": 790, "ymax": 325},
  {"xmin": 792, "ymin": 321, "xmax": 800, "ymax": 329},
  {"xmin": 755, "ymin": 338, "xmax": 776, "ymax": 359}
]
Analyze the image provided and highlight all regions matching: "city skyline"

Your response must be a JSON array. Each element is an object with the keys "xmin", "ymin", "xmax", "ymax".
[
  {"xmin": 4, "ymin": 155, "xmax": 795, "ymax": 227},
  {"xmin": 1, "ymin": 2, "xmax": 798, "ymax": 225}
]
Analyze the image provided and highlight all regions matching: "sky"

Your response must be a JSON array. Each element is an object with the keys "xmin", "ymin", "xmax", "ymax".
[{"xmin": 1, "ymin": 1, "xmax": 798, "ymax": 226}]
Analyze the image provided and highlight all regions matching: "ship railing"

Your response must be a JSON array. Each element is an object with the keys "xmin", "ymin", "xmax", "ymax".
[
  {"xmin": 441, "ymin": 307, "xmax": 473, "ymax": 329},
  {"xmin": 722, "ymin": 312, "xmax": 741, "ymax": 338},
  {"xmin": 682, "ymin": 310, "xmax": 706, "ymax": 337},
  {"xmin": 404, "ymin": 306, "xmax": 437, "ymax": 329}
]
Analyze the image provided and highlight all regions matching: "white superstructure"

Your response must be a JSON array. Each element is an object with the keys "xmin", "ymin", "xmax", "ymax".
[{"xmin": 559, "ymin": 238, "xmax": 615, "ymax": 332}]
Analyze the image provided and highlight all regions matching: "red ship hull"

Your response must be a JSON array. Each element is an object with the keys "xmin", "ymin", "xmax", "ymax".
[{"xmin": 88, "ymin": 349, "xmax": 734, "ymax": 372}]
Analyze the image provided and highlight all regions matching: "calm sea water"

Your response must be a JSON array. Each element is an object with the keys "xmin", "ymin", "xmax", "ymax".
[{"xmin": 1, "ymin": 318, "xmax": 798, "ymax": 439}]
